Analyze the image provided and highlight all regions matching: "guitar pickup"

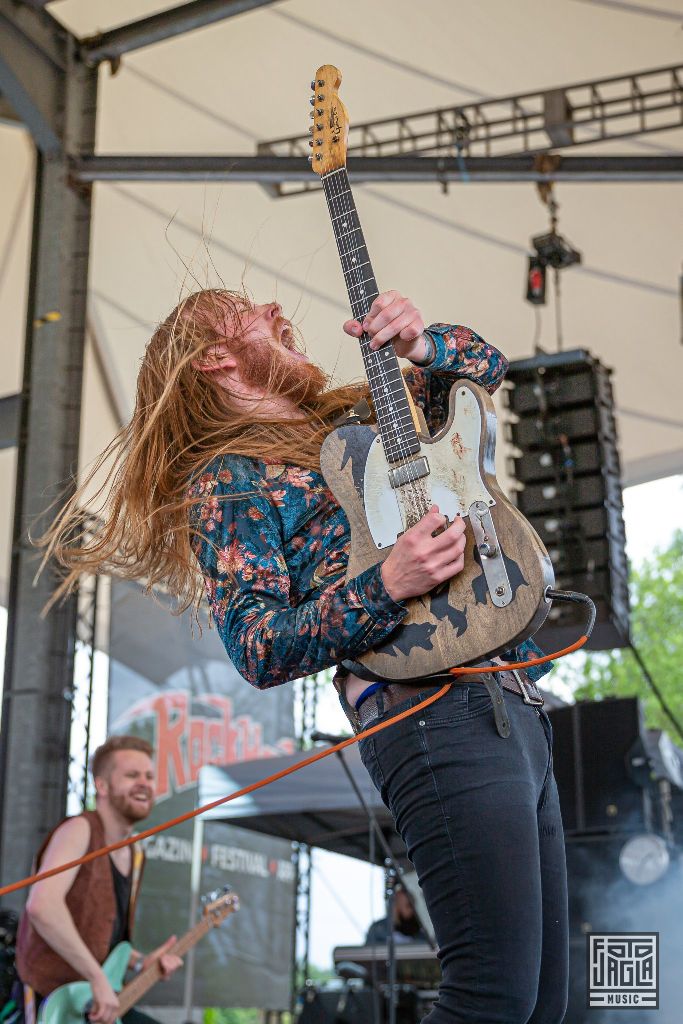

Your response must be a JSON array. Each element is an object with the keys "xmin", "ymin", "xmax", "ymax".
[{"xmin": 388, "ymin": 456, "xmax": 430, "ymax": 489}]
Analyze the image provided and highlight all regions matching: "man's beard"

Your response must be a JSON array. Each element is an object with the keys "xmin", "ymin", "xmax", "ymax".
[
  {"xmin": 109, "ymin": 788, "xmax": 152, "ymax": 824},
  {"xmin": 235, "ymin": 335, "xmax": 327, "ymax": 408}
]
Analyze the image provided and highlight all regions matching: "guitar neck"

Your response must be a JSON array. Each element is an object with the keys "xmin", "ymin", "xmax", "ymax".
[
  {"xmin": 117, "ymin": 917, "xmax": 212, "ymax": 1014},
  {"xmin": 321, "ymin": 168, "xmax": 420, "ymax": 463}
]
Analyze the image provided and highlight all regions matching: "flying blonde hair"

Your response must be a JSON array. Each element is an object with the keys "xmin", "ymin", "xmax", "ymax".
[{"xmin": 37, "ymin": 288, "xmax": 369, "ymax": 614}]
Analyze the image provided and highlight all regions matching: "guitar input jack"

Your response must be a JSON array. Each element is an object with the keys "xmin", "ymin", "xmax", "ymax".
[{"xmin": 544, "ymin": 587, "xmax": 597, "ymax": 641}]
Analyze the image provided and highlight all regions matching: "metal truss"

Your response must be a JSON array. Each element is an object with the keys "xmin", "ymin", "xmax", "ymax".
[
  {"xmin": 290, "ymin": 840, "xmax": 312, "ymax": 1011},
  {"xmin": 258, "ymin": 63, "xmax": 683, "ymax": 195},
  {"xmin": 295, "ymin": 672, "xmax": 320, "ymax": 750},
  {"xmin": 70, "ymin": 152, "xmax": 683, "ymax": 185},
  {"xmin": 79, "ymin": 0, "xmax": 279, "ymax": 66},
  {"xmin": 67, "ymin": 567, "xmax": 101, "ymax": 812},
  {"xmin": 0, "ymin": 0, "xmax": 98, "ymax": 907},
  {"xmin": 288, "ymin": 673, "xmax": 321, "ymax": 1010}
]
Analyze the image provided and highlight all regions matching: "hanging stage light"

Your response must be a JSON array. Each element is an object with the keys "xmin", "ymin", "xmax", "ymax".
[{"xmin": 526, "ymin": 256, "xmax": 547, "ymax": 305}]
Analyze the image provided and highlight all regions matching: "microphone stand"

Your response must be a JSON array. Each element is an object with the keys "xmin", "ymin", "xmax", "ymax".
[{"xmin": 312, "ymin": 733, "xmax": 436, "ymax": 1024}]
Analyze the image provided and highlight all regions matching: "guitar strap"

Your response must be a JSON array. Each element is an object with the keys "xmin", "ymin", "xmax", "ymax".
[
  {"xmin": 331, "ymin": 396, "xmax": 374, "ymax": 427},
  {"xmin": 22, "ymin": 986, "xmax": 36, "ymax": 1024},
  {"xmin": 127, "ymin": 845, "xmax": 145, "ymax": 931},
  {"xmin": 331, "ymin": 374, "xmax": 428, "ymax": 433},
  {"xmin": 480, "ymin": 676, "xmax": 512, "ymax": 739}
]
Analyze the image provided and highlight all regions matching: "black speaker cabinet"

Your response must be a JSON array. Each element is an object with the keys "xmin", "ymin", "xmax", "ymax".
[
  {"xmin": 297, "ymin": 984, "xmax": 418, "ymax": 1024},
  {"xmin": 548, "ymin": 698, "xmax": 650, "ymax": 835}
]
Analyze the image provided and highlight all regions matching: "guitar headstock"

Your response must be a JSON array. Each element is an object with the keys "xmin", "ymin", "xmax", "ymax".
[
  {"xmin": 201, "ymin": 885, "xmax": 240, "ymax": 926},
  {"xmin": 308, "ymin": 64, "xmax": 349, "ymax": 176}
]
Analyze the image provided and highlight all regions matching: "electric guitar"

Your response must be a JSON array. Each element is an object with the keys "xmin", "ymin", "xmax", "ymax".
[
  {"xmin": 37, "ymin": 888, "xmax": 239, "ymax": 1024},
  {"xmin": 309, "ymin": 64, "xmax": 555, "ymax": 680}
]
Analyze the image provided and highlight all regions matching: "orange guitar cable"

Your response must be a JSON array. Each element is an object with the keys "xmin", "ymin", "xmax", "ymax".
[{"xmin": 0, "ymin": 589, "xmax": 595, "ymax": 899}]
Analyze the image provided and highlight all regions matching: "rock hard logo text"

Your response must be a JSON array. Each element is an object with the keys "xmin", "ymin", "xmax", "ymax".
[{"xmin": 112, "ymin": 691, "xmax": 295, "ymax": 801}]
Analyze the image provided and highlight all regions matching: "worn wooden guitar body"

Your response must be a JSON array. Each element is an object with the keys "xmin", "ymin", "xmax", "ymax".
[{"xmin": 321, "ymin": 380, "xmax": 554, "ymax": 680}]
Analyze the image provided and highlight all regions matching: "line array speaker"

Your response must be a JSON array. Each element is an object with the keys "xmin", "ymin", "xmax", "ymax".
[{"xmin": 504, "ymin": 348, "xmax": 630, "ymax": 651}]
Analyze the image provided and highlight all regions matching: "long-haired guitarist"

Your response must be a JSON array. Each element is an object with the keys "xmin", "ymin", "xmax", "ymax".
[
  {"xmin": 41, "ymin": 288, "xmax": 568, "ymax": 1023},
  {"xmin": 12, "ymin": 736, "xmax": 182, "ymax": 1024}
]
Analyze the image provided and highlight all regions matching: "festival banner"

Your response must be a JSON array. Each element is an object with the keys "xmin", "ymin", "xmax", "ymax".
[{"xmin": 108, "ymin": 579, "xmax": 296, "ymax": 1010}]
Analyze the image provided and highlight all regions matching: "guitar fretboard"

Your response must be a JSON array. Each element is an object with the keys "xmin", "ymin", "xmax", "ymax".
[
  {"xmin": 321, "ymin": 168, "xmax": 420, "ymax": 464},
  {"xmin": 118, "ymin": 915, "xmax": 215, "ymax": 1013}
]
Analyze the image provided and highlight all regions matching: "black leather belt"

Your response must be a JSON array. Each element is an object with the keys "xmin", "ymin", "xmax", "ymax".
[{"xmin": 352, "ymin": 669, "xmax": 544, "ymax": 734}]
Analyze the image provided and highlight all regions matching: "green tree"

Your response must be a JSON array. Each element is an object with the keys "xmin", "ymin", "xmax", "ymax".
[
  {"xmin": 561, "ymin": 530, "xmax": 683, "ymax": 737},
  {"xmin": 204, "ymin": 1008, "xmax": 261, "ymax": 1024}
]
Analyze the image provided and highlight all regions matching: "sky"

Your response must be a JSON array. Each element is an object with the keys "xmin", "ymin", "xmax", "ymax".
[{"xmin": 0, "ymin": 473, "xmax": 681, "ymax": 974}]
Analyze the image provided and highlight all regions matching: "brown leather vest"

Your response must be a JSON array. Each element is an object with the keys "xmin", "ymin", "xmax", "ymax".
[{"xmin": 15, "ymin": 810, "xmax": 145, "ymax": 997}]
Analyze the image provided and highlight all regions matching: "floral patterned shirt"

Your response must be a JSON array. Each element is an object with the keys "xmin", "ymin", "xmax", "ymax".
[{"xmin": 189, "ymin": 324, "xmax": 552, "ymax": 689}]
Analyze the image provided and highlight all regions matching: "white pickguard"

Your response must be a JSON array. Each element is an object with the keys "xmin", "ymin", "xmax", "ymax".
[{"xmin": 364, "ymin": 385, "xmax": 495, "ymax": 548}]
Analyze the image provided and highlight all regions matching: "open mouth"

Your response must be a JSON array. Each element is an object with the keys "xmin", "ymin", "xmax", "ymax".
[{"xmin": 279, "ymin": 322, "xmax": 294, "ymax": 348}]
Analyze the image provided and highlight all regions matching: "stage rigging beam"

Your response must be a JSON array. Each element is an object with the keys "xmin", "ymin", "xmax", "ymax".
[
  {"xmin": 0, "ymin": 92, "xmax": 21, "ymax": 125},
  {"xmin": 0, "ymin": 0, "xmax": 97, "ymax": 908},
  {"xmin": 258, "ymin": 63, "xmax": 683, "ymax": 195},
  {"xmin": 0, "ymin": 0, "xmax": 67, "ymax": 152},
  {"xmin": 70, "ymin": 153, "xmax": 683, "ymax": 186},
  {"xmin": 261, "ymin": 64, "xmax": 683, "ymax": 161},
  {"xmin": 80, "ymin": 0, "xmax": 281, "ymax": 65},
  {"xmin": 0, "ymin": 394, "xmax": 20, "ymax": 449}
]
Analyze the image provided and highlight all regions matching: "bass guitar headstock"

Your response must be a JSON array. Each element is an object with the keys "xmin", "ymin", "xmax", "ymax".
[
  {"xmin": 308, "ymin": 64, "xmax": 349, "ymax": 176},
  {"xmin": 201, "ymin": 884, "xmax": 240, "ymax": 926}
]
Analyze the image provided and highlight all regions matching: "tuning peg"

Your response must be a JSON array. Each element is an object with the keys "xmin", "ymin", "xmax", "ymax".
[
  {"xmin": 316, "ymin": 108, "xmax": 323, "ymax": 115},
  {"xmin": 308, "ymin": 126, "xmax": 314, "ymax": 134},
  {"xmin": 317, "ymin": 79, "xmax": 324, "ymax": 86},
  {"xmin": 317, "ymin": 94, "xmax": 324, "ymax": 101},
  {"xmin": 316, "ymin": 123, "xmax": 323, "ymax": 130},
  {"xmin": 309, "ymin": 111, "xmax": 314, "ymax": 118},
  {"xmin": 315, "ymin": 139, "xmax": 323, "ymax": 145},
  {"xmin": 315, "ymin": 153, "xmax": 323, "ymax": 161},
  {"xmin": 308, "ymin": 140, "xmax": 314, "ymax": 147},
  {"xmin": 309, "ymin": 97, "xmax": 315, "ymax": 106},
  {"xmin": 307, "ymin": 155, "xmax": 313, "ymax": 163},
  {"xmin": 310, "ymin": 81, "xmax": 316, "ymax": 90}
]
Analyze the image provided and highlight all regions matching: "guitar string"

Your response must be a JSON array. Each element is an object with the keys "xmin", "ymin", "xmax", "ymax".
[
  {"xmin": 321, "ymin": 170, "xmax": 427, "ymax": 525},
  {"xmin": 322, "ymin": 170, "xmax": 409, "ymax": 463},
  {"xmin": 322, "ymin": 170, "xmax": 430, "ymax": 524},
  {"xmin": 323, "ymin": 169, "xmax": 429, "ymax": 524}
]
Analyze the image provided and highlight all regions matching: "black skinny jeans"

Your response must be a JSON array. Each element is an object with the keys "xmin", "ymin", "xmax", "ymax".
[{"xmin": 359, "ymin": 682, "xmax": 568, "ymax": 1024}]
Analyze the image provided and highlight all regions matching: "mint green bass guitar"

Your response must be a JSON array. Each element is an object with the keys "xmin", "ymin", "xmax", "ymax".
[{"xmin": 37, "ymin": 888, "xmax": 239, "ymax": 1024}]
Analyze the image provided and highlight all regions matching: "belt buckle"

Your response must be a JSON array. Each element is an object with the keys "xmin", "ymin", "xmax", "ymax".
[{"xmin": 512, "ymin": 669, "xmax": 544, "ymax": 707}]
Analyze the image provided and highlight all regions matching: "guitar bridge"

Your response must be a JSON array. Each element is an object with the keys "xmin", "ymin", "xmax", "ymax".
[
  {"xmin": 388, "ymin": 456, "xmax": 430, "ymax": 489},
  {"xmin": 469, "ymin": 501, "xmax": 512, "ymax": 608}
]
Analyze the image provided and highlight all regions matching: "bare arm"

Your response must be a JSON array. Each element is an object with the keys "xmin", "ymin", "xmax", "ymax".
[{"xmin": 26, "ymin": 818, "xmax": 119, "ymax": 1023}]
